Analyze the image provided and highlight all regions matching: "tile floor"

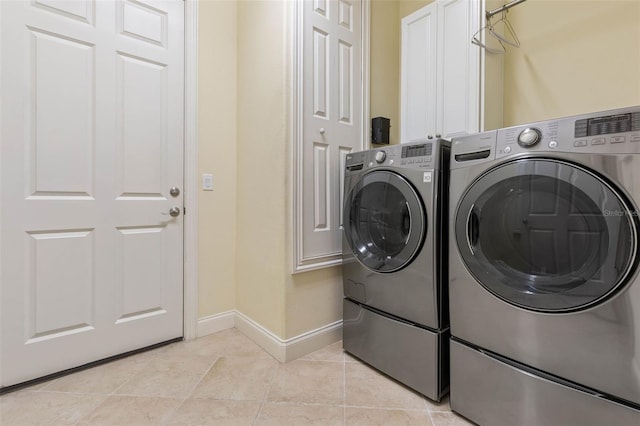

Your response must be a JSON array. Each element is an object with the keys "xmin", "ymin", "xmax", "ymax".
[{"xmin": 0, "ymin": 328, "xmax": 474, "ymax": 425}]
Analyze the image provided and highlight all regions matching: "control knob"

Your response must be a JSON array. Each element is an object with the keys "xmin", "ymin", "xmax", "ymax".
[
  {"xmin": 375, "ymin": 151, "xmax": 386, "ymax": 163},
  {"xmin": 518, "ymin": 128, "xmax": 542, "ymax": 147}
]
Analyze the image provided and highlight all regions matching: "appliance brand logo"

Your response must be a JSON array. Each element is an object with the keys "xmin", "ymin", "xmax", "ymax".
[
  {"xmin": 603, "ymin": 210, "xmax": 640, "ymax": 217},
  {"xmin": 423, "ymin": 172, "xmax": 432, "ymax": 183}
]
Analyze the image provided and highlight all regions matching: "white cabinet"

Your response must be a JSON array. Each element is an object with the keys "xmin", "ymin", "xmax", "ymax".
[{"xmin": 401, "ymin": 0, "xmax": 502, "ymax": 142}]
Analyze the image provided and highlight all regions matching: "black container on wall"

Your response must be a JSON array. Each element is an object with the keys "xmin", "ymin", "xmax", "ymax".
[{"xmin": 372, "ymin": 117, "xmax": 390, "ymax": 145}]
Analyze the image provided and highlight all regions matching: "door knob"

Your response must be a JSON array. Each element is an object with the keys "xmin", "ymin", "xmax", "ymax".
[
  {"xmin": 169, "ymin": 207, "xmax": 181, "ymax": 217},
  {"xmin": 169, "ymin": 186, "xmax": 180, "ymax": 197}
]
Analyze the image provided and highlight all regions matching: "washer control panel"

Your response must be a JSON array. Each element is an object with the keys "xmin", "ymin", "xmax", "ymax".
[{"xmin": 345, "ymin": 139, "xmax": 448, "ymax": 173}]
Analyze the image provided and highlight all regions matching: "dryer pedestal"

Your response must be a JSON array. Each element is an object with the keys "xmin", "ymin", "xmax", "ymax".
[
  {"xmin": 343, "ymin": 298, "xmax": 449, "ymax": 401},
  {"xmin": 450, "ymin": 339, "xmax": 640, "ymax": 426}
]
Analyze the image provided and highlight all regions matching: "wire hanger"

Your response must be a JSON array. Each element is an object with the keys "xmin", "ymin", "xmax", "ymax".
[
  {"xmin": 489, "ymin": 9, "xmax": 520, "ymax": 48},
  {"xmin": 472, "ymin": 20, "xmax": 506, "ymax": 54},
  {"xmin": 472, "ymin": 0, "xmax": 526, "ymax": 53}
]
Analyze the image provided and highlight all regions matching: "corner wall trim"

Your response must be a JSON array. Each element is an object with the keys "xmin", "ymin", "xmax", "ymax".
[{"xmin": 196, "ymin": 311, "xmax": 342, "ymax": 363}]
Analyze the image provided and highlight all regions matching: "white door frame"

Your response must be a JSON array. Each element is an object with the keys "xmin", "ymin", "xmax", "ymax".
[{"xmin": 183, "ymin": 0, "xmax": 199, "ymax": 342}]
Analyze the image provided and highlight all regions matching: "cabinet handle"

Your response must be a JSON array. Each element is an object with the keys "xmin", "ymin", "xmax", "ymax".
[
  {"xmin": 427, "ymin": 134, "xmax": 434, "ymax": 139},
  {"xmin": 436, "ymin": 133, "xmax": 442, "ymax": 138}
]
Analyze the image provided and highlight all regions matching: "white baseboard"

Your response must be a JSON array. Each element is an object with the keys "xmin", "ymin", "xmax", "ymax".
[
  {"xmin": 234, "ymin": 311, "xmax": 288, "ymax": 362},
  {"xmin": 283, "ymin": 319, "xmax": 343, "ymax": 362},
  {"xmin": 196, "ymin": 310, "xmax": 235, "ymax": 337},
  {"xmin": 197, "ymin": 310, "xmax": 342, "ymax": 362}
]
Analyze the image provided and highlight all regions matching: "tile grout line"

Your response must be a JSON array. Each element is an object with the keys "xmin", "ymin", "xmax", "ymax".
[
  {"xmin": 426, "ymin": 403, "xmax": 436, "ymax": 426},
  {"xmin": 183, "ymin": 355, "xmax": 221, "ymax": 399},
  {"xmin": 161, "ymin": 355, "xmax": 222, "ymax": 425},
  {"xmin": 342, "ymin": 349, "xmax": 347, "ymax": 426},
  {"xmin": 71, "ymin": 359, "xmax": 197, "ymax": 426},
  {"xmin": 70, "ymin": 393, "xmax": 111, "ymax": 426},
  {"xmin": 252, "ymin": 359, "xmax": 279, "ymax": 426}
]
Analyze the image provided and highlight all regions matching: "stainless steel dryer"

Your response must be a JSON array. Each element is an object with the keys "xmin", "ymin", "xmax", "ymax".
[
  {"xmin": 342, "ymin": 139, "xmax": 450, "ymax": 401},
  {"xmin": 449, "ymin": 106, "xmax": 640, "ymax": 425}
]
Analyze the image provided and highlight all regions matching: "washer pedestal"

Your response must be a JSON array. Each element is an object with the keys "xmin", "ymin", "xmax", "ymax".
[{"xmin": 343, "ymin": 298, "xmax": 449, "ymax": 401}]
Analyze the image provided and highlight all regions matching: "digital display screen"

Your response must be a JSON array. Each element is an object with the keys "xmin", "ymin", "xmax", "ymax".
[
  {"xmin": 575, "ymin": 112, "xmax": 640, "ymax": 137},
  {"xmin": 401, "ymin": 143, "xmax": 432, "ymax": 158}
]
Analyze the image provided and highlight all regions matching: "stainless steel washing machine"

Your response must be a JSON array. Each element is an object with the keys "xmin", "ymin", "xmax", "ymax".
[
  {"xmin": 342, "ymin": 139, "xmax": 450, "ymax": 401},
  {"xmin": 449, "ymin": 106, "xmax": 640, "ymax": 425}
]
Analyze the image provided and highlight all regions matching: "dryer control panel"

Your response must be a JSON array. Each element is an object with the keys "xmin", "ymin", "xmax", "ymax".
[{"xmin": 494, "ymin": 105, "xmax": 640, "ymax": 158}]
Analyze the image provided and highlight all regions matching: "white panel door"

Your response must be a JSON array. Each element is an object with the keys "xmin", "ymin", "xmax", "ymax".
[
  {"xmin": 0, "ymin": 0, "xmax": 184, "ymax": 387},
  {"xmin": 437, "ymin": 0, "xmax": 480, "ymax": 138},
  {"xmin": 400, "ymin": 3, "xmax": 437, "ymax": 143},
  {"xmin": 301, "ymin": 0, "xmax": 362, "ymax": 264}
]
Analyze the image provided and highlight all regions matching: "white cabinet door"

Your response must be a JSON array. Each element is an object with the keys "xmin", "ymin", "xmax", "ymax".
[
  {"xmin": 400, "ymin": 3, "xmax": 437, "ymax": 143},
  {"xmin": 297, "ymin": 0, "xmax": 363, "ymax": 270},
  {"xmin": 437, "ymin": 0, "xmax": 480, "ymax": 138},
  {"xmin": 401, "ymin": 0, "xmax": 481, "ymax": 142},
  {"xmin": 1, "ymin": 0, "xmax": 184, "ymax": 387}
]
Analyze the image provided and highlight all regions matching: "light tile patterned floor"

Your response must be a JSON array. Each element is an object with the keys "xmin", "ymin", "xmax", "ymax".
[{"xmin": 0, "ymin": 328, "xmax": 474, "ymax": 425}]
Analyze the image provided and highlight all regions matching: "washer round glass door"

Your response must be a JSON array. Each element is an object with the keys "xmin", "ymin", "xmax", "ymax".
[
  {"xmin": 455, "ymin": 158, "xmax": 638, "ymax": 312},
  {"xmin": 344, "ymin": 170, "xmax": 426, "ymax": 273}
]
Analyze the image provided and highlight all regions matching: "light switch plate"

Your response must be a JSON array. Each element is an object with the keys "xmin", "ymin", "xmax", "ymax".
[{"xmin": 202, "ymin": 173, "xmax": 213, "ymax": 191}]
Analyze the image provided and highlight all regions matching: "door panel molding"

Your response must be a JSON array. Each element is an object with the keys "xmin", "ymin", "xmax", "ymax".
[{"xmin": 291, "ymin": 0, "xmax": 369, "ymax": 273}]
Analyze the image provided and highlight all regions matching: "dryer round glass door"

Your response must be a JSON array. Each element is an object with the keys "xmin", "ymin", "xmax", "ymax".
[
  {"xmin": 343, "ymin": 170, "xmax": 426, "ymax": 273},
  {"xmin": 455, "ymin": 158, "xmax": 639, "ymax": 312}
]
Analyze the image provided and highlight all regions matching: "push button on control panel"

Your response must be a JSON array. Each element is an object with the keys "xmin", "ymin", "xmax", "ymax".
[
  {"xmin": 591, "ymin": 138, "xmax": 606, "ymax": 145},
  {"xmin": 573, "ymin": 140, "xmax": 587, "ymax": 147},
  {"xmin": 610, "ymin": 136, "xmax": 626, "ymax": 144},
  {"xmin": 631, "ymin": 134, "xmax": 640, "ymax": 143}
]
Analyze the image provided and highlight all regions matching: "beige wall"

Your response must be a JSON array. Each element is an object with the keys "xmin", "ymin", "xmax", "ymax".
[
  {"xmin": 285, "ymin": 267, "xmax": 343, "ymax": 338},
  {"xmin": 398, "ymin": 0, "xmax": 433, "ymax": 20},
  {"xmin": 235, "ymin": 0, "xmax": 288, "ymax": 337},
  {"xmin": 369, "ymin": 0, "xmax": 434, "ymax": 146},
  {"xmin": 503, "ymin": 0, "xmax": 640, "ymax": 126},
  {"xmin": 197, "ymin": 0, "xmax": 357, "ymax": 342},
  {"xmin": 370, "ymin": 0, "xmax": 400, "ymax": 145},
  {"xmin": 197, "ymin": 0, "xmax": 238, "ymax": 318}
]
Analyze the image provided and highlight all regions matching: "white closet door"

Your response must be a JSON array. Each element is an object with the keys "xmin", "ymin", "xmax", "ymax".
[
  {"xmin": 437, "ymin": 0, "xmax": 480, "ymax": 138},
  {"xmin": 400, "ymin": 3, "xmax": 437, "ymax": 143},
  {"xmin": 299, "ymin": 0, "xmax": 363, "ymax": 268},
  {"xmin": 1, "ymin": 0, "xmax": 184, "ymax": 387},
  {"xmin": 401, "ymin": 0, "xmax": 483, "ymax": 141}
]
